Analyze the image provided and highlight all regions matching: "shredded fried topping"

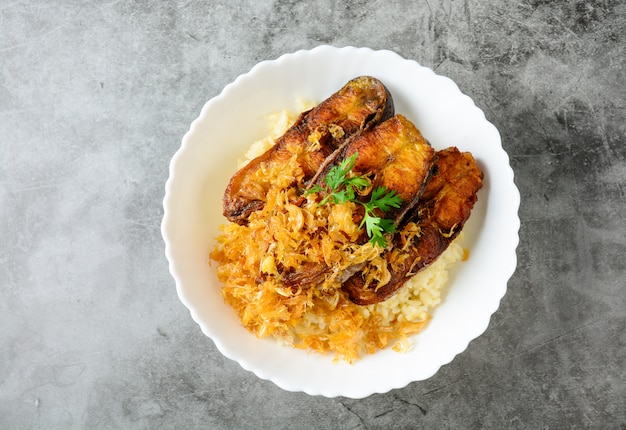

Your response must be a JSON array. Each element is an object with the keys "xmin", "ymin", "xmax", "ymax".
[{"xmin": 211, "ymin": 108, "xmax": 467, "ymax": 362}]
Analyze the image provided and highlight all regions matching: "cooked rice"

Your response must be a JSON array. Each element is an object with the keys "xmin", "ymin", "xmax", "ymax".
[{"xmin": 210, "ymin": 107, "xmax": 465, "ymax": 363}]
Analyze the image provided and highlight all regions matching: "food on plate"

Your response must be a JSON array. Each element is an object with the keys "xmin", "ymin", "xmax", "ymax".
[
  {"xmin": 211, "ymin": 77, "xmax": 483, "ymax": 362},
  {"xmin": 343, "ymin": 147, "xmax": 483, "ymax": 305},
  {"xmin": 282, "ymin": 114, "xmax": 436, "ymax": 288},
  {"xmin": 310, "ymin": 114, "xmax": 436, "ymax": 225},
  {"xmin": 223, "ymin": 76, "xmax": 393, "ymax": 224}
]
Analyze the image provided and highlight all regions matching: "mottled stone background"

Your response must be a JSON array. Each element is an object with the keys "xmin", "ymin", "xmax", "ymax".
[{"xmin": 1, "ymin": 1, "xmax": 624, "ymax": 429}]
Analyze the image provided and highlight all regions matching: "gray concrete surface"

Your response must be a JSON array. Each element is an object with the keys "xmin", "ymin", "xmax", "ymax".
[{"xmin": 1, "ymin": 1, "xmax": 625, "ymax": 428}]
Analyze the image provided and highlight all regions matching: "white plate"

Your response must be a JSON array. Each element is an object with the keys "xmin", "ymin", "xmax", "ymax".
[{"xmin": 162, "ymin": 46, "xmax": 520, "ymax": 398}]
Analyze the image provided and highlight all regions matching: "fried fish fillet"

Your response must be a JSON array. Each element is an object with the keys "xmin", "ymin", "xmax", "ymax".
[
  {"xmin": 281, "ymin": 114, "xmax": 435, "ymax": 288},
  {"xmin": 342, "ymin": 147, "xmax": 484, "ymax": 305},
  {"xmin": 223, "ymin": 76, "xmax": 394, "ymax": 224},
  {"xmin": 338, "ymin": 114, "xmax": 435, "ymax": 224}
]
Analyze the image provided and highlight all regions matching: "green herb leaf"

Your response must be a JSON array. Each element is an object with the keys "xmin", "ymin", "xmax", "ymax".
[
  {"xmin": 368, "ymin": 186, "xmax": 402, "ymax": 213},
  {"xmin": 326, "ymin": 153, "xmax": 358, "ymax": 191},
  {"xmin": 306, "ymin": 151, "xmax": 402, "ymax": 248}
]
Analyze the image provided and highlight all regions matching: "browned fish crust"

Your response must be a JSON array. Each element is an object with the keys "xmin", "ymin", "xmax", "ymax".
[
  {"xmin": 339, "ymin": 114, "xmax": 435, "ymax": 224},
  {"xmin": 281, "ymin": 114, "xmax": 435, "ymax": 289},
  {"xmin": 223, "ymin": 76, "xmax": 394, "ymax": 224},
  {"xmin": 343, "ymin": 147, "xmax": 484, "ymax": 305}
]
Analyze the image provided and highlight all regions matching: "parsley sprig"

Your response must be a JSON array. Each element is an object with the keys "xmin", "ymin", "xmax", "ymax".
[{"xmin": 306, "ymin": 152, "xmax": 402, "ymax": 248}]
